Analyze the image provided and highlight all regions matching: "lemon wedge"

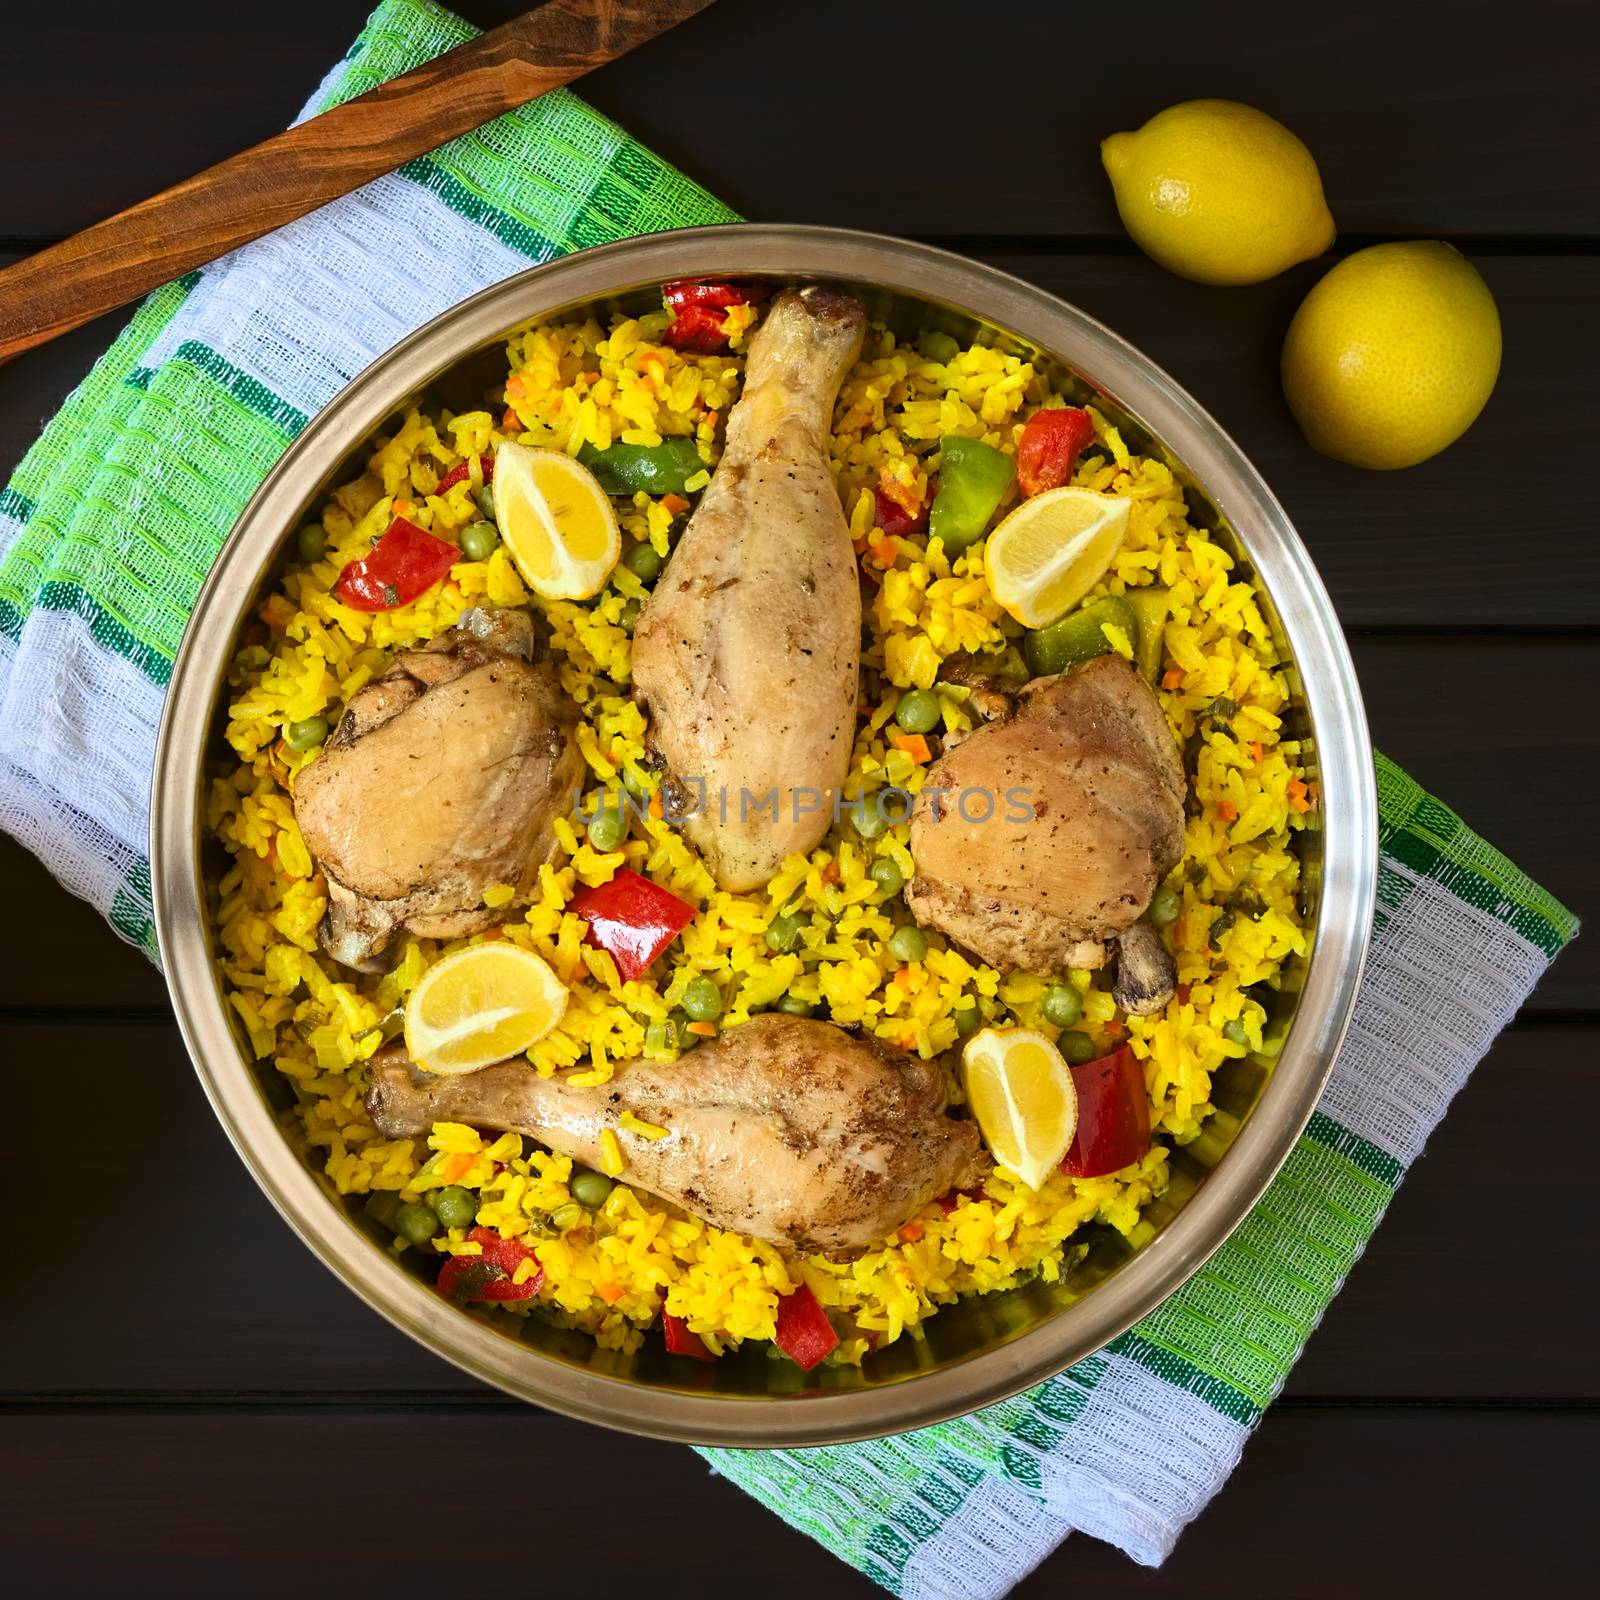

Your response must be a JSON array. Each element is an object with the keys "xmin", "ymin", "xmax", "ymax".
[
  {"xmin": 492, "ymin": 441, "xmax": 620, "ymax": 600},
  {"xmin": 960, "ymin": 1027, "xmax": 1079, "ymax": 1189},
  {"xmin": 984, "ymin": 487, "xmax": 1131, "ymax": 628},
  {"xmin": 403, "ymin": 942, "xmax": 567, "ymax": 1075}
]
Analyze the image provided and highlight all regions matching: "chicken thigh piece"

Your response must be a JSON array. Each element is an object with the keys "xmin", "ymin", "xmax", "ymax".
[
  {"xmin": 631, "ymin": 286, "xmax": 867, "ymax": 892},
  {"xmin": 906, "ymin": 654, "xmax": 1185, "ymax": 1014},
  {"xmin": 366, "ymin": 1014, "xmax": 984, "ymax": 1257},
  {"xmin": 294, "ymin": 607, "xmax": 583, "ymax": 969}
]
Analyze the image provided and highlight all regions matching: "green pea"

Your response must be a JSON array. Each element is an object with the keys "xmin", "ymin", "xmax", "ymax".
[
  {"xmin": 296, "ymin": 523, "xmax": 327, "ymax": 563},
  {"xmin": 286, "ymin": 715, "xmax": 329, "ymax": 751},
  {"xmin": 623, "ymin": 542, "xmax": 664, "ymax": 581},
  {"xmin": 618, "ymin": 599, "xmax": 642, "ymax": 631},
  {"xmin": 765, "ymin": 911, "xmax": 805, "ymax": 954},
  {"xmin": 869, "ymin": 857, "xmax": 905, "ymax": 897},
  {"xmin": 916, "ymin": 330, "xmax": 962, "ymax": 365},
  {"xmin": 1042, "ymin": 985, "xmax": 1083, "ymax": 1028},
  {"xmin": 853, "ymin": 797, "xmax": 889, "ymax": 840},
  {"xmin": 571, "ymin": 1168, "xmax": 615, "ymax": 1209},
  {"xmin": 394, "ymin": 1203, "xmax": 439, "ymax": 1246},
  {"xmin": 776, "ymin": 993, "xmax": 814, "ymax": 1017},
  {"xmin": 586, "ymin": 805, "xmax": 628, "ymax": 853},
  {"xmin": 364, "ymin": 1192, "xmax": 403, "ymax": 1232},
  {"xmin": 1058, "ymin": 1031, "xmax": 1095, "ymax": 1066},
  {"xmin": 460, "ymin": 520, "xmax": 499, "ymax": 562},
  {"xmin": 889, "ymin": 925, "xmax": 928, "ymax": 963},
  {"xmin": 1222, "ymin": 1019, "xmax": 1248, "ymax": 1048},
  {"xmin": 681, "ymin": 977, "xmax": 722, "ymax": 1023},
  {"xmin": 1148, "ymin": 884, "xmax": 1181, "ymax": 926},
  {"xmin": 953, "ymin": 1002, "xmax": 983, "ymax": 1037},
  {"xmin": 432, "ymin": 1185, "xmax": 476, "ymax": 1230},
  {"xmin": 550, "ymin": 1202, "xmax": 584, "ymax": 1232},
  {"xmin": 894, "ymin": 689, "xmax": 941, "ymax": 734},
  {"xmin": 472, "ymin": 484, "xmax": 496, "ymax": 523}
]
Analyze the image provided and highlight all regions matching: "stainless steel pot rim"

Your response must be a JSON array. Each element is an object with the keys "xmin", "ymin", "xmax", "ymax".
[{"xmin": 151, "ymin": 225, "xmax": 1377, "ymax": 1447}]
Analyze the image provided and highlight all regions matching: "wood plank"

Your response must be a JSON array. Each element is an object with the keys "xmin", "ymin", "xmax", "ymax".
[
  {"xmin": 5, "ymin": 1, "xmax": 1597, "ymax": 242},
  {"xmin": 0, "ymin": 1406, "xmax": 1590, "ymax": 1593},
  {"xmin": 981, "ymin": 251, "xmax": 1600, "ymax": 627},
  {"xmin": 0, "ymin": 835, "xmax": 168, "ymax": 1009},
  {"xmin": 5, "ymin": 247, "xmax": 1597, "ymax": 627},
  {"xmin": 1, "ymin": 1022, "xmax": 1589, "ymax": 1399},
  {"xmin": 1351, "ymin": 637, "xmax": 1595, "ymax": 1013}
]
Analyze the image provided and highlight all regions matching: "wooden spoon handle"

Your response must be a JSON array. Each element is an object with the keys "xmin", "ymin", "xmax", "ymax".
[{"xmin": 0, "ymin": 0, "xmax": 717, "ymax": 365}]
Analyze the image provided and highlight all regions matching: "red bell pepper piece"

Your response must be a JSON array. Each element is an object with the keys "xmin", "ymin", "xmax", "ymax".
[
  {"xmin": 663, "ymin": 303, "xmax": 736, "ymax": 354},
  {"xmin": 334, "ymin": 516, "xmax": 459, "ymax": 612},
  {"xmin": 661, "ymin": 280, "xmax": 768, "ymax": 354},
  {"xmin": 773, "ymin": 1282, "xmax": 839, "ymax": 1371},
  {"xmin": 662, "ymin": 280, "xmax": 771, "ymax": 311},
  {"xmin": 1016, "ymin": 407, "xmax": 1097, "ymax": 498},
  {"xmin": 568, "ymin": 867, "xmax": 697, "ymax": 983},
  {"xmin": 662, "ymin": 1312, "xmax": 715, "ymax": 1362},
  {"xmin": 435, "ymin": 453, "xmax": 495, "ymax": 494},
  {"xmin": 873, "ymin": 481, "xmax": 931, "ymax": 540},
  {"xmin": 935, "ymin": 1186, "xmax": 983, "ymax": 1216},
  {"xmin": 1060, "ymin": 1045, "xmax": 1151, "ymax": 1179},
  {"xmin": 436, "ymin": 1226, "xmax": 544, "ymax": 1303}
]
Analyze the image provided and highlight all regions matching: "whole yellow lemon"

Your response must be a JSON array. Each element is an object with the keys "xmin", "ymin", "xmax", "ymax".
[
  {"xmin": 1101, "ymin": 99, "xmax": 1335, "ymax": 286},
  {"xmin": 1282, "ymin": 242, "xmax": 1501, "ymax": 470}
]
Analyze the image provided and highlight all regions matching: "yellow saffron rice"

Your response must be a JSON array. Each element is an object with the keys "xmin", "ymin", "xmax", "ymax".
[{"xmin": 209, "ymin": 302, "xmax": 1314, "ymax": 1364}]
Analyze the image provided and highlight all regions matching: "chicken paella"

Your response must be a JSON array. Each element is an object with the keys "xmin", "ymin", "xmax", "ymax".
[{"xmin": 211, "ymin": 281, "xmax": 1315, "ymax": 1369}]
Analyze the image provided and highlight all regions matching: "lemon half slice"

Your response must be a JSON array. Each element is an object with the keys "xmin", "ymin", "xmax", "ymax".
[
  {"xmin": 985, "ymin": 487, "xmax": 1131, "ymax": 628},
  {"xmin": 961, "ymin": 1027, "xmax": 1079, "ymax": 1189},
  {"xmin": 493, "ymin": 441, "xmax": 620, "ymax": 600},
  {"xmin": 403, "ymin": 942, "xmax": 568, "ymax": 1075}
]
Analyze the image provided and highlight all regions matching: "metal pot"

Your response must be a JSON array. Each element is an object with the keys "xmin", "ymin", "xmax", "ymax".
[{"xmin": 151, "ymin": 225, "xmax": 1376, "ymax": 1446}]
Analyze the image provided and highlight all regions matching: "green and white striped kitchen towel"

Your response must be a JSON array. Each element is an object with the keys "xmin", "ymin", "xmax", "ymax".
[{"xmin": 0, "ymin": 3, "xmax": 1577, "ymax": 1594}]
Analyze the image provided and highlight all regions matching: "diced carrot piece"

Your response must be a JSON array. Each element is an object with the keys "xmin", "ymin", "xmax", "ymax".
[
  {"xmin": 1217, "ymin": 800, "xmax": 1238, "ymax": 823},
  {"xmin": 597, "ymin": 1282, "xmax": 626, "ymax": 1305},
  {"xmin": 1250, "ymin": 741, "xmax": 1265, "ymax": 766},
  {"xmin": 662, "ymin": 493, "xmax": 690, "ymax": 514},
  {"xmin": 1161, "ymin": 668, "xmax": 1185, "ymax": 690},
  {"xmin": 892, "ymin": 733, "xmax": 932, "ymax": 764},
  {"xmin": 441, "ymin": 1153, "xmax": 474, "ymax": 1183},
  {"xmin": 503, "ymin": 408, "xmax": 519, "ymax": 429},
  {"xmin": 820, "ymin": 862, "xmax": 841, "ymax": 886},
  {"xmin": 869, "ymin": 536, "xmax": 899, "ymax": 567},
  {"xmin": 898, "ymin": 1221, "xmax": 926, "ymax": 1244},
  {"xmin": 893, "ymin": 966, "xmax": 914, "ymax": 989},
  {"xmin": 504, "ymin": 373, "xmax": 526, "ymax": 399},
  {"xmin": 686, "ymin": 1020, "xmax": 718, "ymax": 1038}
]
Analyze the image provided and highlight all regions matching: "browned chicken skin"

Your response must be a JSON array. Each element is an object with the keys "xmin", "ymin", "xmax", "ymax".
[
  {"xmin": 294, "ymin": 607, "xmax": 583, "ymax": 969},
  {"xmin": 366, "ymin": 1014, "xmax": 984, "ymax": 1256},
  {"xmin": 907, "ymin": 654, "xmax": 1185, "ymax": 1013},
  {"xmin": 631, "ymin": 287, "xmax": 867, "ymax": 891}
]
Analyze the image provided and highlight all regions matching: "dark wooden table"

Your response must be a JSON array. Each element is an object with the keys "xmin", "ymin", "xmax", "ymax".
[{"xmin": 2, "ymin": 1, "xmax": 1595, "ymax": 1592}]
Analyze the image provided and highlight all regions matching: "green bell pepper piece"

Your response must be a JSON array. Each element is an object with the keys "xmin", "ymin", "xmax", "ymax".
[
  {"xmin": 1123, "ymin": 585, "xmax": 1171, "ymax": 682},
  {"xmin": 578, "ymin": 438, "xmax": 705, "ymax": 496},
  {"xmin": 928, "ymin": 436, "xmax": 1014, "ymax": 553},
  {"xmin": 1023, "ymin": 595, "xmax": 1140, "ymax": 677}
]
